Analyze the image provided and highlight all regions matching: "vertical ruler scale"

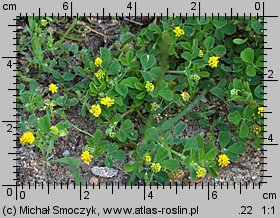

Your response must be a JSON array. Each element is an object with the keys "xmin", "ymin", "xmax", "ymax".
[{"xmin": 0, "ymin": 0, "xmax": 279, "ymax": 217}]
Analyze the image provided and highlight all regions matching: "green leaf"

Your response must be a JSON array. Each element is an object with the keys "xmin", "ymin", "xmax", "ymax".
[
  {"xmin": 158, "ymin": 90, "xmax": 173, "ymax": 101},
  {"xmin": 154, "ymin": 172, "xmax": 169, "ymax": 184},
  {"xmin": 239, "ymin": 121, "xmax": 249, "ymax": 138},
  {"xmin": 154, "ymin": 147, "xmax": 169, "ymax": 162},
  {"xmin": 243, "ymin": 106, "xmax": 253, "ymax": 119},
  {"xmin": 253, "ymin": 138, "xmax": 263, "ymax": 148},
  {"xmin": 28, "ymin": 114, "xmax": 37, "ymax": 127},
  {"xmin": 47, "ymin": 140, "xmax": 55, "ymax": 154},
  {"xmin": 38, "ymin": 114, "xmax": 50, "ymax": 132},
  {"xmin": 29, "ymin": 80, "xmax": 39, "ymax": 91},
  {"xmin": 174, "ymin": 122, "xmax": 186, "ymax": 136},
  {"xmin": 94, "ymin": 129, "xmax": 103, "ymax": 143},
  {"xmin": 115, "ymin": 84, "xmax": 128, "ymax": 97},
  {"xmin": 111, "ymin": 151, "xmax": 126, "ymax": 160},
  {"xmin": 210, "ymin": 87, "xmax": 225, "ymax": 101},
  {"xmin": 246, "ymin": 64, "xmax": 256, "ymax": 77},
  {"xmin": 100, "ymin": 48, "xmax": 111, "ymax": 67},
  {"xmin": 208, "ymin": 167, "xmax": 217, "ymax": 178},
  {"xmin": 204, "ymin": 148, "xmax": 217, "ymax": 161},
  {"xmin": 124, "ymin": 163, "xmax": 135, "ymax": 172},
  {"xmin": 53, "ymin": 157, "xmax": 80, "ymax": 166},
  {"xmin": 198, "ymin": 71, "xmax": 210, "ymax": 78},
  {"xmin": 233, "ymin": 38, "xmax": 248, "ymax": 45},
  {"xmin": 228, "ymin": 111, "xmax": 242, "ymax": 125},
  {"xmin": 116, "ymin": 130, "xmax": 127, "ymax": 142},
  {"xmin": 211, "ymin": 19, "xmax": 227, "ymax": 28},
  {"xmin": 136, "ymin": 92, "xmax": 146, "ymax": 99},
  {"xmin": 160, "ymin": 120, "xmax": 174, "ymax": 132},
  {"xmin": 227, "ymin": 142, "xmax": 247, "ymax": 154},
  {"xmin": 120, "ymin": 77, "xmax": 140, "ymax": 88},
  {"xmin": 241, "ymin": 48, "xmax": 254, "ymax": 64},
  {"xmin": 148, "ymin": 23, "xmax": 162, "ymax": 34},
  {"xmin": 120, "ymin": 119, "xmax": 133, "ymax": 130},
  {"xmin": 140, "ymin": 54, "xmax": 156, "ymax": 70},
  {"xmin": 105, "ymin": 156, "xmax": 113, "ymax": 168},
  {"xmin": 218, "ymin": 130, "xmax": 231, "ymax": 148},
  {"xmin": 56, "ymin": 96, "xmax": 68, "ymax": 106},
  {"xmin": 63, "ymin": 72, "xmax": 75, "ymax": 82},
  {"xmin": 204, "ymin": 36, "xmax": 215, "ymax": 50},
  {"xmin": 108, "ymin": 60, "xmax": 121, "ymax": 74},
  {"xmin": 160, "ymin": 159, "xmax": 179, "ymax": 171},
  {"xmin": 67, "ymin": 98, "xmax": 79, "ymax": 107},
  {"xmin": 212, "ymin": 45, "xmax": 226, "ymax": 56},
  {"xmin": 222, "ymin": 22, "xmax": 236, "ymax": 35}
]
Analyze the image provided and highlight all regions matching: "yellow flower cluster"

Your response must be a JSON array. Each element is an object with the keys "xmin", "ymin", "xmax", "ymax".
[
  {"xmin": 169, "ymin": 169, "xmax": 185, "ymax": 180},
  {"xmin": 181, "ymin": 91, "xmax": 190, "ymax": 102},
  {"xmin": 145, "ymin": 155, "xmax": 152, "ymax": 163},
  {"xmin": 145, "ymin": 81, "xmax": 154, "ymax": 92},
  {"xmin": 218, "ymin": 154, "xmax": 230, "ymax": 167},
  {"xmin": 252, "ymin": 124, "xmax": 261, "ymax": 135},
  {"xmin": 81, "ymin": 150, "xmax": 93, "ymax": 165},
  {"xmin": 208, "ymin": 56, "xmax": 219, "ymax": 68},
  {"xmin": 173, "ymin": 26, "xmax": 185, "ymax": 37},
  {"xmin": 95, "ymin": 57, "xmax": 102, "ymax": 67},
  {"xmin": 49, "ymin": 83, "xmax": 58, "ymax": 94},
  {"xmin": 192, "ymin": 74, "xmax": 201, "ymax": 83},
  {"xmin": 50, "ymin": 126, "xmax": 59, "ymax": 135},
  {"xmin": 101, "ymin": 97, "xmax": 115, "ymax": 108},
  {"xmin": 151, "ymin": 163, "xmax": 161, "ymax": 173},
  {"xmin": 41, "ymin": 19, "xmax": 48, "ymax": 27},
  {"xmin": 151, "ymin": 102, "xmax": 160, "ymax": 111},
  {"xmin": 258, "ymin": 106, "xmax": 264, "ymax": 116},
  {"xmin": 196, "ymin": 167, "xmax": 206, "ymax": 178},
  {"xmin": 198, "ymin": 50, "xmax": 204, "ymax": 58},
  {"xmin": 20, "ymin": 132, "xmax": 35, "ymax": 145},
  {"xmin": 89, "ymin": 104, "xmax": 102, "ymax": 117},
  {"xmin": 95, "ymin": 70, "xmax": 106, "ymax": 79},
  {"xmin": 230, "ymin": 88, "xmax": 238, "ymax": 96}
]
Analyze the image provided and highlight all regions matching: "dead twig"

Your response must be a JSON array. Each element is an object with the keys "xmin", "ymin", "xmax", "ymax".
[
  {"xmin": 77, "ymin": 21, "xmax": 110, "ymax": 41},
  {"xmin": 123, "ymin": 17, "xmax": 143, "ymax": 26}
]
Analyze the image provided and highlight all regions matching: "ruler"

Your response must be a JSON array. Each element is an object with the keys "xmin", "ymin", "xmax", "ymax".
[{"xmin": 0, "ymin": 0, "xmax": 279, "ymax": 217}]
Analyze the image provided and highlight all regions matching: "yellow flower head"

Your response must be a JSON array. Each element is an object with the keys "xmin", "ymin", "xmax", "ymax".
[
  {"xmin": 169, "ymin": 169, "xmax": 185, "ymax": 180},
  {"xmin": 50, "ymin": 126, "xmax": 59, "ymax": 135},
  {"xmin": 89, "ymin": 104, "xmax": 102, "ymax": 117},
  {"xmin": 151, "ymin": 163, "xmax": 161, "ymax": 173},
  {"xmin": 208, "ymin": 56, "xmax": 219, "ymax": 68},
  {"xmin": 49, "ymin": 83, "xmax": 58, "ymax": 94},
  {"xmin": 181, "ymin": 91, "xmax": 190, "ymax": 102},
  {"xmin": 218, "ymin": 154, "xmax": 230, "ymax": 167},
  {"xmin": 173, "ymin": 26, "xmax": 185, "ymax": 37},
  {"xmin": 41, "ymin": 19, "xmax": 48, "ymax": 27},
  {"xmin": 95, "ymin": 69, "xmax": 106, "ymax": 80},
  {"xmin": 145, "ymin": 81, "xmax": 154, "ymax": 92},
  {"xmin": 151, "ymin": 102, "xmax": 160, "ymax": 111},
  {"xmin": 230, "ymin": 88, "xmax": 239, "ymax": 96},
  {"xmin": 81, "ymin": 150, "xmax": 93, "ymax": 165},
  {"xmin": 198, "ymin": 50, "xmax": 204, "ymax": 58},
  {"xmin": 20, "ymin": 132, "xmax": 35, "ymax": 145},
  {"xmin": 145, "ymin": 155, "xmax": 152, "ymax": 163},
  {"xmin": 101, "ymin": 97, "xmax": 115, "ymax": 108},
  {"xmin": 192, "ymin": 74, "xmax": 201, "ymax": 83},
  {"xmin": 251, "ymin": 124, "xmax": 261, "ymax": 135},
  {"xmin": 95, "ymin": 57, "xmax": 102, "ymax": 67},
  {"xmin": 196, "ymin": 167, "xmax": 207, "ymax": 178},
  {"xmin": 258, "ymin": 106, "xmax": 264, "ymax": 116}
]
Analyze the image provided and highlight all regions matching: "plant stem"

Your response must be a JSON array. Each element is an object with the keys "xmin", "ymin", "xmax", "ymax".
[
  {"xmin": 170, "ymin": 89, "xmax": 208, "ymax": 123},
  {"xmin": 65, "ymin": 118, "xmax": 95, "ymax": 138},
  {"xmin": 166, "ymin": 70, "xmax": 186, "ymax": 74}
]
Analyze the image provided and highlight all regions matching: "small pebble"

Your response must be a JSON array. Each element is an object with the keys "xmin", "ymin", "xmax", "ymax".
[{"xmin": 62, "ymin": 150, "xmax": 70, "ymax": 157}]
